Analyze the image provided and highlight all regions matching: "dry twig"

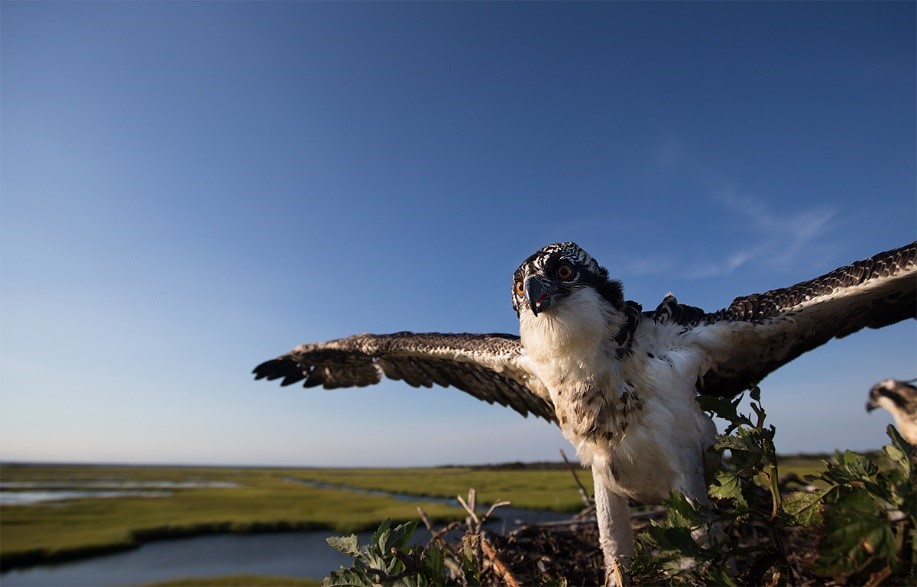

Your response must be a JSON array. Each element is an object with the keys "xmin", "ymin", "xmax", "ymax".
[{"xmin": 482, "ymin": 537, "xmax": 521, "ymax": 587}]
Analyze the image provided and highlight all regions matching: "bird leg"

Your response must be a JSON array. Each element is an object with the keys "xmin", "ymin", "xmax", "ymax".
[{"xmin": 592, "ymin": 464, "xmax": 634, "ymax": 586}]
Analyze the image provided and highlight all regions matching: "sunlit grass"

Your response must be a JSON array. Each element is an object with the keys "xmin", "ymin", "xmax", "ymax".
[
  {"xmin": 0, "ymin": 464, "xmax": 462, "ymax": 569},
  {"xmin": 776, "ymin": 454, "xmax": 832, "ymax": 481},
  {"xmin": 0, "ymin": 463, "xmax": 590, "ymax": 570},
  {"xmin": 290, "ymin": 466, "xmax": 594, "ymax": 512},
  {"xmin": 0, "ymin": 457, "xmax": 833, "ymax": 572}
]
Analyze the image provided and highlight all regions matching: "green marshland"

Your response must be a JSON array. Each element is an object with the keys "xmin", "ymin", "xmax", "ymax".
[
  {"xmin": 0, "ymin": 462, "xmax": 592, "ymax": 571},
  {"xmin": 1, "ymin": 457, "xmax": 832, "ymax": 582}
]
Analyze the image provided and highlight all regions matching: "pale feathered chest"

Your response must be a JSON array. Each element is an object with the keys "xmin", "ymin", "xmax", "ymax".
[
  {"xmin": 534, "ymin": 333, "xmax": 706, "ymax": 443},
  {"xmin": 520, "ymin": 309, "xmax": 718, "ymax": 499}
]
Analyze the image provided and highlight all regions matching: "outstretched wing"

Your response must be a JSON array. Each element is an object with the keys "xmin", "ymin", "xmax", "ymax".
[
  {"xmin": 696, "ymin": 241, "xmax": 917, "ymax": 398},
  {"xmin": 253, "ymin": 331, "xmax": 556, "ymax": 422}
]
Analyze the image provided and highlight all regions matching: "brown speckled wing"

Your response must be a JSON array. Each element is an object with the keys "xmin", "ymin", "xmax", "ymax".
[
  {"xmin": 254, "ymin": 331, "xmax": 556, "ymax": 422},
  {"xmin": 698, "ymin": 241, "xmax": 917, "ymax": 398}
]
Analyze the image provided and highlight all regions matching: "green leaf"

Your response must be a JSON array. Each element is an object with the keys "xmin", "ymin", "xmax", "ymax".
[
  {"xmin": 422, "ymin": 545, "xmax": 446, "ymax": 587},
  {"xmin": 698, "ymin": 394, "xmax": 740, "ymax": 421},
  {"xmin": 884, "ymin": 425, "xmax": 912, "ymax": 475},
  {"xmin": 699, "ymin": 393, "xmax": 751, "ymax": 433},
  {"xmin": 709, "ymin": 470, "xmax": 747, "ymax": 510},
  {"xmin": 664, "ymin": 492, "xmax": 707, "ymax": 528},
  {"xmin": 812, "ymin": 485, "xmax": 898, "ymax": 578},
  {"xmin": 386, "ymin": 520, "xmax": 418, "ymax": 551},
  {"xmin": 323, "ymin": 567, "xmax": 370, "ymax": 587},
  {"xmin": 704, "ymin": 563, "xmax": 739, "ymax": 587},
  {"xmin": 812, "ymin": 512, "xmax": 896, "ymax": 577},
  {"xmin": 460, "ymin": 538, "xmax": 480, "ymax": 585},
  {"xmin": 370, "ymin": 518, "xmax": 393, "ymax": 551},
  {"xmin": 835, "ymin": 450, "xmax": 879, "ymax": 481},
  {"xmin": 717, "ymin": 427, "xmax": 770, "ymax": 471},
  {"xmin": 781, "ymin": 490, "xmax": 827, "ymax": 528},
  {"xmin": 326, "ymin": 534, "xmax": 361, "ymax": 557},
  {"xmin": 887, "ymin": 422, "xmax": 913, "ymax": 450},
  {"xmin": 714, "ymin": 432, "xmax": 750, "ymax": 453},
  {"xmin": 646, "ymin": 525, "xmax": 704, "ymax": 558}
]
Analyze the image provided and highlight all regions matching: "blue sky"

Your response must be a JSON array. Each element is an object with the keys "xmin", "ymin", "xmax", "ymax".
[{"xmin": 1, "ymin": 2, "xmax": 914, "ymax": 467}]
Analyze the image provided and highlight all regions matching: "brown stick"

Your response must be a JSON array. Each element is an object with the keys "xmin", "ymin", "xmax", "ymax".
[
  {"xmin": 416, "ymin": 506, "xmax": 434, "ymax": 532},
  {"xmin": 482, "ymin": 537, "xmax": 521, "ymax": 587},
  {"xmin": 864, "ymin": 566, "xmax": 893, "ymax": 587},
  {"xmin": 609, "ymin": 556, "xmax": 628, "ymax": 587}
]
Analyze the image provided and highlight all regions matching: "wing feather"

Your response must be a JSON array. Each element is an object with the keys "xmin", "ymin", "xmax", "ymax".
[
  {"xmin": 253, "ymin": 331, "xmax": 556, "ymax": 422},
  {"xmin": 697, "ymin": 241, "xmax": 917, "ymax": 397}
]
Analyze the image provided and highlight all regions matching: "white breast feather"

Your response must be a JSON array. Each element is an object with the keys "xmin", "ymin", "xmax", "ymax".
[
  {"xmin": 519, "ymin": 287, "xmax": 624, "ymax": 372},
  {"xmin": 874, "ymin": 395, "xmax": 917, "ymax": 444},
  {"xmin": 522, "ymin": 303, "xmax": 718, "ymax": 503}
]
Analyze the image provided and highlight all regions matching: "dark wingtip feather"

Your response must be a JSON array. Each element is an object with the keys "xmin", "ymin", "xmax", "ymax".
[
  {"xmin": 252, "ymin": 360, "xmax": 273, "ymax": 379},
  {"xmin": 281, "ymin": 371, "xmax": 307, "ymax": 386},
  {"xmin": 253, "ymin": 358, "xmax": 301, "ymax": 383}
]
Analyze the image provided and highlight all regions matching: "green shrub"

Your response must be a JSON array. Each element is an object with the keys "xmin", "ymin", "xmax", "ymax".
[{"xmin": 631, "ymin": 387, "xmax": 915, "ymax": 585}]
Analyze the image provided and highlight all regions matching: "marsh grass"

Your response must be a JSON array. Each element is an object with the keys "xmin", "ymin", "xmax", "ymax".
[
  {"xmin": 0, "ymin": 458, "xmax": 833, "ymax": 573},
  {"xmin": 0, "ymin": 463, "xmax": 593, "ymax": 571},
  {"xmin": 0, "ymin": 465, "xmax": 461, "ymax": 569},
  {"xmin": 288, "ymin": 467, "xmax": 594, "ymax": 512}
]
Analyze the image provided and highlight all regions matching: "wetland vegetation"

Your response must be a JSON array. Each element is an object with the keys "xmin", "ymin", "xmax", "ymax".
[
  {"xmin": 0, "ymin": 452, "xmax": 885, "ymax": 585},
  {"xmin": 0, "ymin": 462, "xmax": 591, "ymax": 572},
  {"xmin": 2, "ymin": 459, "xmax": 817, "ymax": 564}
]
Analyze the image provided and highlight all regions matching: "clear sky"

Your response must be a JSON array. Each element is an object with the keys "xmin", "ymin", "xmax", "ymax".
[{"xmin": 1, "ymin": 2, "xmax": 914, "ymax": 467}]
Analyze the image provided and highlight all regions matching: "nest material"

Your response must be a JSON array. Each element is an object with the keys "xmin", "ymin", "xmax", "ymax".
[{"xmin": 480, "ymin": 509, "xmax": 839, "ymax": 587}]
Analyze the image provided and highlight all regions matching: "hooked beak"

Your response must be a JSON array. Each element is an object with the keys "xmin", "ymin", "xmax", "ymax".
[
  {"xmin": 865, "ymin": 386, "xmax": 881, "ymax": 412},
  {"xmin": 525, "ymin": 274, "xmax": 561, "ymax": 316}
]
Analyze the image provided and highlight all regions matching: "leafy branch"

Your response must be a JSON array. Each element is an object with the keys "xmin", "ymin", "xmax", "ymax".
[
  {"xmin": 323, "ymin": 489, "xmax": 517, "ymax": 587},
  {"xmin": 800, "ymin": 425, "xmax": 915, "ymax": 583},
  {"xmin": 631, "ymin": 388, "xmax": 916, "ymax": 586}
]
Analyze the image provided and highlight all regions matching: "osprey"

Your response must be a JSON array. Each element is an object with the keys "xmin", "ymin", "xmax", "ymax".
[
  {"xmin": 255, "ymin": 241, "xmax": 916, "ymax": 583},
  {"xmin": 866, "ymin": 379, "xmax": 917, "ymax": 445}
]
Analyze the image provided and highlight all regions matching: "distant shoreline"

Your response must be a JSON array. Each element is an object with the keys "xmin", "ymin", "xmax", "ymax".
[{"xmin": 0, "ymin": 453, "xmax": 839, "ymax": 469}]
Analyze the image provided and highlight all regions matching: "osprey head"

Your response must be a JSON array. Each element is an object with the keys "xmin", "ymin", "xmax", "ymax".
[
  {"xmin": 866, "ymin": 379, "xmax": 917, "ymax": 413},
  {"xmin": 865, "ymin": 378, "xmax": 917, "ymax": 445},
  {"xmin": 511, "ymin": 242, "xmax": 624, "ymax": 318}
]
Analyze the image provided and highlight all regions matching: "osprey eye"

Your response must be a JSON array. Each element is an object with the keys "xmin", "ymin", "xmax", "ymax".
[
  {"xmin": 514, "ymin": 280, "xmax": 525, "ymax": 296},
  {"xmin": 556, "ymin": 263, "xmax": 575, "ymax": 281}
]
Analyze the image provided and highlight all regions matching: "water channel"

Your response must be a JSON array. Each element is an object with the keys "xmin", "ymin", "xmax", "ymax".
[{"xmin": 1, "ymin": 480, "xmax": 575, "ymax": 587}]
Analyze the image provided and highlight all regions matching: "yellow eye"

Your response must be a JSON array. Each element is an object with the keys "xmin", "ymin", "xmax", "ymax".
[
  {"xmin": 556, "ymin": 263, "xmax": 574, "ymax": 281},
  {"xmin": 514, "ymin": 280, "xmax": 525, "ymax": 296}
]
